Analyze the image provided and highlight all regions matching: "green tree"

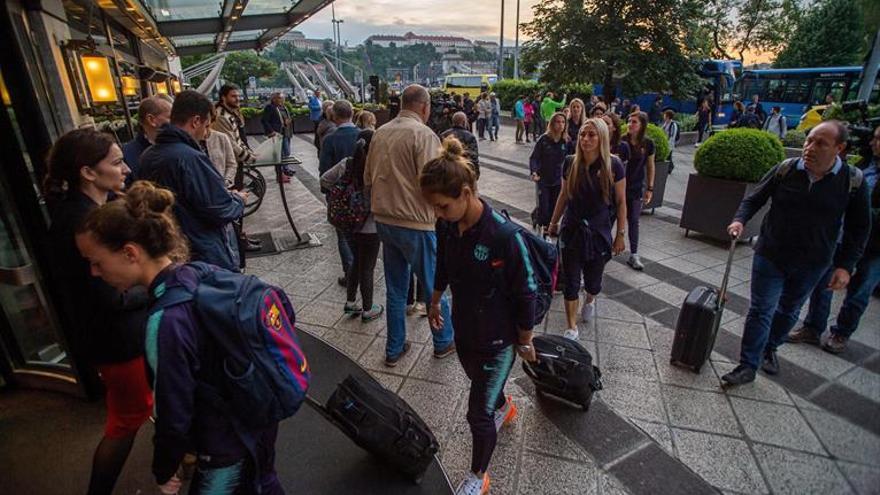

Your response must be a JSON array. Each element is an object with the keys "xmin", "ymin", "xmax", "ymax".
[
  {"xmin": 221, "ymin": 50, "xmax": 277, "ymax": 98},
  {"xmin": 522, "ymin": 0, "xmax": 704, "ymax": 102},
  {"xmin": 774, "ymin": 0, "xmax": 864, "ymax": 68},
  {"xmin": 699, "ymin": 0, "xmax": 803, "ymax": 62}
]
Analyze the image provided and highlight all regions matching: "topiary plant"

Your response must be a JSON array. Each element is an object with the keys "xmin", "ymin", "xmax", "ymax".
[
  {"xmin": 620, "ymin": 123, "xmax": 671, "ymax": 161},
  {"xmin": 782, "ymin": 129, "xmax": 806, "ymax": 148},
  {"xmin": 694, "ymin": 129, "xmax": 785, "ymax": 183}
]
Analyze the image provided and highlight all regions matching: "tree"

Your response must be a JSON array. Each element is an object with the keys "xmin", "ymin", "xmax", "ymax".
[
  {"xmin": 220, "ymin": 50, "xmax": 277, "ymax": 98},
  {"xmin": 699, "ymin": 0, "xmax": 803, "ymax": 62},
  {"xmin": 521, "ymin": 0, "xmax": 705, "ymax": 103},
  {"xmin": 774, "ymin": 0, "xmax": 865, "ymax": 68}
]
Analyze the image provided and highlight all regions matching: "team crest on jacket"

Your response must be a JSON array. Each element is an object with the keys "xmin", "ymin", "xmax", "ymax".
[
  {"xmin": 474, "ymin": 244, "xmax": 489, "ymax": 261},
  {"xmin": 267, "ymin": 303, "xmax": 283, "ymax": 331}
]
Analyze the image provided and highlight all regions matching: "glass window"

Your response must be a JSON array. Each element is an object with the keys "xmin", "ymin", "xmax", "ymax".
[
  {"xmin": 446, "ymin": 76, "xmax": 482, "ymax": 88},
  {"xmin": 781, "ymin": 79, "xmax": 811, "ymax": 103}
]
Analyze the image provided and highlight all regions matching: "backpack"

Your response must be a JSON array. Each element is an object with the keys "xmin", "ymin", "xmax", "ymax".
[
  {"xmin": 673, "ymin": 121, "xmax": 681, "ymax": 144},
  {"xmin": 327, "ymin": 157, "xmax": 370, "ymax": 233},
  {"xmin": 776, "ymin": 158, "xmax": 864, "ymax": 195},
  {"xmin": 149, "ymin": 262, "xmax": 311, "ymax": 429},
  {"xmin": 490, "ymin": 211, "xmax": 559, "ymax": 325}
]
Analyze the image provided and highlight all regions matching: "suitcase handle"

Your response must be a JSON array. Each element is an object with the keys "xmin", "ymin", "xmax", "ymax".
[{"xmin": 716, "ymin": 237, "xmax": 738, "ymax": 311}]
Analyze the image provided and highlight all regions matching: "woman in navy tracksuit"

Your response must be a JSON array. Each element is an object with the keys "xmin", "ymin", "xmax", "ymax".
[
  {"xmin": 618, "ymin": 111, "xmax": 656, "ymax": 271},
  {"xmin": 421, "ymin": 137, "xmax": 538, "ymax": 495},
  {"xmin": 548, "ymin": 118, "xmax": 628, "ymax": 340},
  {"xmin": 529, "ymin": 112, "xmax": 569, "ymax": 229},
  {"xmin": 75, "ymin": 181, "xmax": 284, "ymax": 495}
]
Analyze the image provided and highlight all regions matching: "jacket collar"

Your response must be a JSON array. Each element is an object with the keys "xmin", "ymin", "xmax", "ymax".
[
  {"xmin": 397, "ymin": 109, "xmax": 425, "ymax": 123},
  {"xmin": 155, "ymin": 123, "xmax": 201, "ymax": 151}
]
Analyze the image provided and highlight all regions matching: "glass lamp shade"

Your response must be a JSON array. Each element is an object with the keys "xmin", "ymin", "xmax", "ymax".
[
  {"xmin": 155, "ymin": 81, "xmax": 168, "ymax": 95},
  {"xmin": 121, "ymin": 75, "xmax": 139, "ymax": 96},
  {"xmin": 80, "ymin": 54, "xmax": 119, "ymax": 104},
  {"xmin": 171, "ymin": 79, "xmax": 182, "ymax": 93}
]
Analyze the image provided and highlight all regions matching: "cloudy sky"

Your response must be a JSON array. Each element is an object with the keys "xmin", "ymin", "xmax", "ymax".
[{"xmin": 295, "ymin": 0, "xmax": 540, "ymax": 45}]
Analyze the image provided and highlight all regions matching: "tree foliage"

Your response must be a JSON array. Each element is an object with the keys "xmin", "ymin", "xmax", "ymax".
[
  {"xmin": 774, "ymin": 0, "xmax": 865, "ymax": 68},
  {"xmin": 699, "ymin": 0, "xmax": 803, "ymax": 62},
  {"xmin": 521, "ymin": 0, "xmax": 704, "ymax": 103},
  {"xmin": 220, "ymin": 50, "xmax": 277, "ymax": 96}
]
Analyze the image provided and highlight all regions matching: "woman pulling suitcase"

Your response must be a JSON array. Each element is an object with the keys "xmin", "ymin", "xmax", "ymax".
[
  {"xmin": 547, "ymin": 118, "xmax": 628, "ymax": 340},
  {"xmin": 421, "ymin": 137, "xmax": 539, "ymax": 495}
]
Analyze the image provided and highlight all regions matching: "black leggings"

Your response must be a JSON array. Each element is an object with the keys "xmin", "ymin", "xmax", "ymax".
[
  {"xmin": 458, "ymin": 345, "xmax": 515, "ymax": 474},
  {"xmin": 346, "ymin": 233, "xmax": 380, "ymax": 308}
]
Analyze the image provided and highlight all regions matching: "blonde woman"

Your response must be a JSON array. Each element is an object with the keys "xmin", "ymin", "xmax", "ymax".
[
  {"xmin": 355, "ymin": 110, "xmax": 377, "ymax": 130},
  {"xmin": 566, "ymin": 98, "xmax": 587, "ymax": 152},
  {"xmin": 547, "ymin": 118, "xmax": 627, "ymax": 340},
  {"xmin": 528, "ymin": 112, "xmax": 568, "ymax": 229}
]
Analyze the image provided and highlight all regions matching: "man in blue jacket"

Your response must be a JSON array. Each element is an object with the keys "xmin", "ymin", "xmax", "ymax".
[
  {"xmin": 122, "ymin": 95, "xmax": 171, "ymax": 185},
  {"xmin": 319, "ymin": 100, "xmax": 360, "ymax": 285},
  {"xmin": 138, "ymin": 90, "xmax": 246, "ymax": 272},
  {"xmin": 308, "ymin": 89, "xmax": 323, "ymax": 131}
]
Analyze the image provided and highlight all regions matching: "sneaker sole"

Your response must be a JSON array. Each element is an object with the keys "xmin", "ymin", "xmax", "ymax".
[
  {"xmin": 502, "ymin": 402, "xmax": 518, "ymax": 427},
  {"xmin": 433, "ymin": 346, "xmax": 456, "ymax": 359}
]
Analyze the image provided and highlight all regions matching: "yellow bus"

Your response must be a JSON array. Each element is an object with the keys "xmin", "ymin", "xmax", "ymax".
[{"xmin": 443, "ymin": 74, "xmax": 497, "ymax": 96}]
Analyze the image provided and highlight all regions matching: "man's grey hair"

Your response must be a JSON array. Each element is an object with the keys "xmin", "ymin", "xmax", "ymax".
[
  {"xmin": 138, "ymin": 95, "xmax": 171, "ymax": 122},
  {"xmin": 452, "ymin": 111, "xmax": 468, "ymax": 127},
  {"xmin": 402, "ymin": 84, "xmax": 430, "ymax": 109},
  {"xmin": 332, "ymin": 100, "xmax": 353, "ymax": 121}
]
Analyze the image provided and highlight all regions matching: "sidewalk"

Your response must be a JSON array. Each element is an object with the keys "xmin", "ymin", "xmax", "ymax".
[{"xmin": 243, "ymin": 125, "xmax": 879, "ymax": 494}]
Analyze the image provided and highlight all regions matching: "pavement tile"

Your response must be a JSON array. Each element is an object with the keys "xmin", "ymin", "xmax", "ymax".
[
  {"xmin": 516, "ymin": 451, "xmax": 599, "ymax": 495},
  {"xmin": 520, "ymin": 402, "xmax": 591, "ymax": 462},
  {"xmin": 333, "ymin": 310, "xmax": 387, "ymax": 336},
  {"xmin": 595, "ymin": 319, "xmax": 651, "ymax": 349},
  {"xmin": 662, "ymin": 385, "xmax": 740, "ymax": 436},
  {"xmin": 836, "ymin": 460, "xmax": 880, "ymax": 495},
  {"xmin": 656, "ymin": 256, "xmax": 707, "ymax": 275},
  {"xmin": 630, "ymin": 419, "xmax": 674, "ymax": 455},
  {"xmin": 777, "ymin": 343, "xmax": 856, "ymax": 379},
  {"xmin": 316, "ymin": 328, "xmax": 376, "ymax": 362},
  {"xmin": 297, "ymin": 299, "xmax": 343, "ymax": 328},
  {"xmin": 656, "ymin": 355, "xmax": 723, "ymax": 392},
  {"xmin": 599, "ymin": 373, "xmax": 667, "ymax": 423},
  {"xmin": 672, "ymin": 428, "xmax": 768, "ymax": 494},
  {"xmin": 713, "ymin": 362, "xmax": 794, "ymax": 405},
  {"xmin": 398, "ymin": 377, "xmax": 464, "ymax": 436},
  {"xmin": 753, "ymin": 444, "xmax": 853, "ymax": 495},
  {"xmin": 595, "ymin": 297, "xmax": 645, "ymax": 324},
  {"xmin": 407, "ymin": 345, "xmax": 469, "ymax": 390},
  {"xmin": 357, "ymin": 337, "xmax": 425, "ymax": 376},
  {"xmin": 642, "ymin": 282, "xmax": 689, "ymax": 307},
  {"xmin": 596, "ymin": 344, "xmax": 659, "ymax": 382},
  {"xmin": 598, "ymin": 474, "xmax": 629, "ymax": 495},
  {"xmin": 728, "ymin": 397, "xmax": 826, "ymax": 455},
  {"xmin": 609, "ymin": 268, "xmax": 663, "ymax": 289},
  {"xmin": 369, "ymin": 371, "xmax": 405, "ymax": 394},
  {"xmin": 800, "ymin": 407, "xmax": 880, "ymax": 466},
  {"xmin": 835, "ymin": 367, "xmax": 880, "ymax": 404}
]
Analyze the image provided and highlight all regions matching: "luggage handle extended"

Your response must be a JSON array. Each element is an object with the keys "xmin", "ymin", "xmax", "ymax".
[{"xmin": 716, "ymin": 237, "xmax": 738, "ymax": 311}]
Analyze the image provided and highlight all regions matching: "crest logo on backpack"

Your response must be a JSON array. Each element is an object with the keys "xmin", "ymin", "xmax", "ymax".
[
  {"xmin": 474, "ymin": 244, "xmax": 489, "ymax": 261},
  {"xmin": 267, "ymin": 303, "xmax": 283, "ymax": 331}
]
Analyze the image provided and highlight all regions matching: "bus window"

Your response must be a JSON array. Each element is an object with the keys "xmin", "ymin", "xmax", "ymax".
[
  {"xmin": 446, "ymin": 76, "xmax": 482, "ymax": 88},
  {"xmin": 812, "ymin": 79, "xmax": 847, "ymax": 105},
  {"xmin": 782, "ymin": 79, "xmax": 811, "ymax": 103}
]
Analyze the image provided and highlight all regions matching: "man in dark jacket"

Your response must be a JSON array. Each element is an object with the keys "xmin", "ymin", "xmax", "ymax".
[
  {"xmin": 788, "ymin": 125, "xmax": 880, "ymax": 354},
  {"xmin": 261, "ymin": 92, "xmax": 294, "ymax": 178},
  {"xmin": 440, "ymin": 112, "xmax": 480, "ymax": 178},
  {"xmin": 122, "ymin": 95, "xmax": 171, "ymax": 185},
  {"xmin": 462, "ymin": 92, "xmax": 475, "ymax": 132},
  {"xmin": 138, "ymin": 90, "xmax": 245, "ymax": 272},
  {"xmin": 722, "ymin": 121, "xmax": 871, "ymax": 385}
]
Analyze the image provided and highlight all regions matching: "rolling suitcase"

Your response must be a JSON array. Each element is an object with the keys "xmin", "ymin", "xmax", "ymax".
[
  {"xmin": 670, "ymin": 239, "xmax": 737, "ymax": 373},
  {"xmin": 305, "ymin": 374, "xmax": 438, "ymax": 483},
  {"xmin": 523, "ymin": 335, "xmax": 603, "ymax": 411}
]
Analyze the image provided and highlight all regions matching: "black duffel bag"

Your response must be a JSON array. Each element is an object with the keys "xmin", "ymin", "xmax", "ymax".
[{"xmin": 523, "ymin": 335, "xmax": 603, "ymax": 411}]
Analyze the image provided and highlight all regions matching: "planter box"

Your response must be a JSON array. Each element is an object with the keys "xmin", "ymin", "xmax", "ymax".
[
  {"xmin": 374, "ymin": 109, "xmax": 390, "ymax": 127},
  {"xmin": 680, "ymin": 173, "xmax": 768, "ymax": 241},
  {"xmin": 293, "ymin": 115, "xmax": 314, "ymax": 134},
  {"xmin": 244, "ymin": 116, "xmax": 264, "ymax": 136},
  {"xmin": 643, "ymin": 161, "xmax": 670, "ymax": 213},
  {"xmin": 784, "ymin": 147, "xmax": 802, "ymax": 159}
]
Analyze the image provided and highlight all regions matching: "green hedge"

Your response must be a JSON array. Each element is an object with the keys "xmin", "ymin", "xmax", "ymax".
[
  {"xmin": 822, "ymin": 103, "xmax": 880, "ymax": 123},
  {"xmin": 782, "ymin": 129, "xmax": 806, "ymax": 148},
  {"xmin": 240, "ymin": 104, "xmax": 310, "ymax": 120},
  {"xmin": 620, "ymin": 123, "xmax": 672, "ymax": 161},
  {"xmin": 674, "ymin": 113, "xmax": 697, "ymax": 132},
  {"xmin": 492, "ymin": 79, "xmax": 545, "ymax": 108},
  {"xmin": 694, "ymin": 128, "xmax": 784, "ymax": 182}
]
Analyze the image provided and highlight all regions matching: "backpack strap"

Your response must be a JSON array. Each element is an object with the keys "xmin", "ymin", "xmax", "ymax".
[
  {"xmin": 490, "ymin": 210, "xmax": 520, "ymax": 294},
  {"xmin": 775, "ymin": 157, "xmax": 799, "ymax": 181}
]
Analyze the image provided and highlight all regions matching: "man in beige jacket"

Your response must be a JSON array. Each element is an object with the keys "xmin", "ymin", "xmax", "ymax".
[{"xmin": 365, "ymin": 84, "xmax": 455, "ymax": 367}]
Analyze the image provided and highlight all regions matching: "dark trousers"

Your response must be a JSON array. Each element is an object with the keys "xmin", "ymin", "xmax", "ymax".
[
  {"xmin": 626, "ymin": 196, "xmax": 642, "ymax": 254},
  {"xmin": 805, "ymin": 252, "xmax": 880, "ymax": 337},
  {"xmin": 477, "ymin": 118, "xmax": 487, "ymax": 139},
  {"xmin": 697, "ymin": 122, "xmax": 709, "ymax": 143},
  {"xmin": 346, "ymin": 233, "xmax": 380, "ymax": 309},
  {"xmin": 536, "ymin": 184, "xmax": 561, "ymax": 227},
  {"xmin": 561, "ymin": 246, "xmax": 608, "ymax": 299},
  {"xmin": 531, "ymin": 117, "xmax": 544, "ymax": 139},
  {"xmin": 458, "ymin": 345, "xmax": 515, "ymax": 474}
]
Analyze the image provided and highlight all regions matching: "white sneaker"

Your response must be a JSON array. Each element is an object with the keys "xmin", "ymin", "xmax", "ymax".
[
  {"xmin": 580, "ymin": 298, "xmax": 596, "ymax": 322},
  {"xmin": 563, "ymin": 328, "xmax": 579, "ymax": 340},
  {"xmin": 455, "ymin": 472, "xmax": 490, "ymax": 495},
  {"xmin": 493, "ymin": 396, "xmax": 518, "ymax": 432},
  {"xmin": 627, "ymin": 254, "xmax": 644, "ymax": 271}
]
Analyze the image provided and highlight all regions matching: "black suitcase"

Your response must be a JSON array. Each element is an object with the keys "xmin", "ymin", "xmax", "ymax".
[
  {"xmin": 523, "ymin": 335, "xmax": 603, "ymax": 411},
  {"xmin": 670, "ymin": 239, "xmax": 737, "ymax": 373},
  {"xmin": 305, "ymin": 374, "xmax": 438, "ymax": 483}
]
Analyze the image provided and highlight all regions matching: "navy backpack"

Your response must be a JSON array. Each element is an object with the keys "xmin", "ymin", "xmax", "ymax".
[{"xmin": 149, "ymin": 262, "xmax": 310, "ymax": 429}]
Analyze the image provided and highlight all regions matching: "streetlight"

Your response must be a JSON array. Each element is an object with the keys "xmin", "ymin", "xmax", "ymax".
[
  {"xmin": 498, "ymin": 0, "xmax": 505, "ymax": 79},
  {"xmin": 331, "ymin": 2, "xmax": 343, "ymax": 71},
  {"xmin": 514, "ymin": 0, "xmax": 520, "ymax": 79}
]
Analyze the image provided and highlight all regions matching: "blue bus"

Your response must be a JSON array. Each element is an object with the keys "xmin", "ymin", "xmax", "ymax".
[
  {"xmin": 733, "ymin": 66, "xmax": 880, "ymax": 127},
  {"xmin": 594, "ymin": 60, "xmax": 741, "ymax": 125}
]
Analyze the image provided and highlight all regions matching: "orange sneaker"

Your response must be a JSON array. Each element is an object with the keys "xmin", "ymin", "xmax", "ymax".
[
  {"xmin": 494, "ymin": 395, "xmax": 517, "ymax": 432},
  {"xmin": 455, "ymin": 472, "xmax": 490, "ymax": 495}
]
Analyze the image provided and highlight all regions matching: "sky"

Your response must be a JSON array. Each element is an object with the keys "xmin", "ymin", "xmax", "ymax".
[{"xmin": 295, "ymin": 0, "xmax": 540, "ymax": 46}]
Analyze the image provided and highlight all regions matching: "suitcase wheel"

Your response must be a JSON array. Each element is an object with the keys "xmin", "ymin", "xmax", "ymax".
[{"xmin": 691, "ymin": 364, "xmax": 702, "ymax": 374}]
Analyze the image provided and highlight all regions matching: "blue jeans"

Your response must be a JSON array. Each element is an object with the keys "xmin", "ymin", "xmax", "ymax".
[
  {"xmin": 739, "ymin": 254, "xmax": 829, "ymax": 369},
  {"xmin": 376, "ymin": 223, "xmax": 454, "ymax": 358},
  {"xmin": 336, "ymin": 228, "xmax": 354, "ymax": 276},
  {"xmin": 489, "ymin": 115, "xmax": 500, "ymax": 139},
  {"xmin": 281, "ymin": 134, "xmax": 290, "ymax": 158},
  {"xmin": 189, "ymin": 425, "xmax": 283, "ymax": 494},
  {"xmin": 833, "ymin": 253, "xmax": 880, "ymax": 338}
]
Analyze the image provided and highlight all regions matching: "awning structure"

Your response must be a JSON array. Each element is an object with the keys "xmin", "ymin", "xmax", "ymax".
[{"xmin": 140, "ymin": 0, "xmax": 333, "ymax": 56}]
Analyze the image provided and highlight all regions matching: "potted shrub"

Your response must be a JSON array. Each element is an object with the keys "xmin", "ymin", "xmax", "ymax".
[
  {"xmin": 782, "ymin": 129, "xmax": 806, "ymax": 158},
  {"xmin": 680, "ymin": 128, "xmax": 785, "ymax": 241},
  {"xmin": 621, "ymin": 122, "xmax": 671, "ymax": 213}
]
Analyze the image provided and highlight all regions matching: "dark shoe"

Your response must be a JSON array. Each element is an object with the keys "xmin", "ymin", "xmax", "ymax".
[
  {"xmin": 244, "ymin": 239, "xmax": 262, "ymax": 252},
  {"xmin": 721, "ymin": 364, "xmax": 756, "ymax": 386},
  {"xmin": 385, "ymin": 342, "xmax": 412, "ymax": 368},
  {"xmin": 343, "ymin": 301, "xmax": 362, "ymax": 317},
  {"xmin": 337, "ymin": 276, "xmax": 347, "ymax": 287},
  {"xmin": 761, "ymin": 350, "xmax": 780, "ymax": 375},
  {"xmin": 433, "ymin": 342, "xmax": 456, "ymax": 359},
  {"xmin": 822, "ymin": 333, "xmax": 848, "ymax": 354},
  {"xmin": 282, "ymin": 166, "xmax": 295, "ymax": 177},
  {"xmin": 787, "ymin": 326, "xmax": 820, "ymax": 345}
]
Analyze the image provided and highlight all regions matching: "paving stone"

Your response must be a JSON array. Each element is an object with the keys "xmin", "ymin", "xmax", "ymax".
[
  {"xmin": 357, "ymin": 337, "xmax": 425, "ymax": 376},
  {"xmin": 672, "ymin": 428, "xmax": 768, "ymax": 494},
  {"xmin": 318, "ymin": 328, "xmax": 376, "ymax": 361},
  {"xmin": 600, "ymin": 373, "xmax": 667, "ymax": 423},
  {"xmin": 608, "ymin": 442, "xmax": 718, "ymax": 495},
  {"xmin": 835, "ymin": 367, "xmax": 880, "ymax": 404},
  {"xmin": 609, "ymin": 268, "xmax": 663, "ymax": 289},
  {"xmin": 713, "ymin": 362, "xmax": 794, "ymax": 405},
  {"xmin": 407, "ymin": 345, "xmax": 469, "ymax": 390},
  {"xmin": 398, "ymin": 377, "xmax": 464, "ymax": 435},
  {"xmin": 728, "ymin": 397, "xmax": 826, "ymax": 454},
  {"xmin": 520, "ymin": 402, "xmax": 591, "ymax": 462},
  {"xmin": 516, "ymin": 451, "xmax": 599, "ymax": 495},
  {"xmin": 296, "ymin": 322, "xmax": 327, "ymax": 338},
  {"xmin": 656, "ymin": 256, "xmax": 706, "ymax": 275},
  {"xmin": 662, "ymin": 385, "xmax": 741, "ymax": 436},
  {"xmin": 776, "ymin": 342, "xmax": 856, "ymax": 379},
  {"xmin": 596, "ymin": 344, "xmax": 659, "ymax": 382},
  {"xmin": 836, "ymin": 461, "xmax": 880, "ymax": 495},
  {"xmin": 643, "ymin": 282, "xmax": 690, "ymax": 307},
  {"xmin": 598, "ymin": 474, "xmax": 630, "ymax": 495},
  {"xmin": 656, "ymin": 355, "xmax": 723, "ymax": 392},
  {"xmin": 297, "ymin": 299, "xmax": 343, "ymax": 328},
  {"xmin": 753, "ymin": 444, "xmax": 853, "ymax": 495},
  {"xmin": 595, "ymin": 319, "xmax": 651, "ymax": 349},
  {"xmin": 439, "ymin": 413, "xmax": 521, "ymax": 495},
  {"xmin": 369, "ymin": 371, "xmax": 405, "ymax": 393},
  {"xmin": 630, "ymin": 419, "xmax": 674, "ymax": 455},
  {"xmin": 801, "ymin": 407, "xmax": 880, "ymax": 466},
  {"xmin": 595, "ymin": 297, "xmax": 645, "ymax": 324}
]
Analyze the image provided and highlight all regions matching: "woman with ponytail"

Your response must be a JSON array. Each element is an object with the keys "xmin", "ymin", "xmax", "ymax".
[
  {"xmin": 619, "ymin": 111, "xmax": 656, "ymax": 271},
  {"xmin": 45, "ymin": 128, "xmax": 151, "ymax": 495},
  {"xmin": 421, "ymin": 136, "xmax": 538, "ymax": 495},
  {"xmin": 76, "ymin": 182, "xmax": 283, "ymax": 495},
  {"xmin": 547, "ymin": 118, "xmax": 628, "ymax": 340},
  {"xmin": 529, "ymin": 112, "xmax": 569, "ymax": 231}
]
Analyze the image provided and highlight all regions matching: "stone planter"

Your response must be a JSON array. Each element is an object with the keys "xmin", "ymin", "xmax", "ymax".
[
  {"xmin": 293, "ymin": 115, "xmax": 314, "ymax": 134},
  {"xmin": 374, "ymin": 109, "xmax": 390, "ymax": 127},
  {"xmin": 643, "ymin": 160, "xmax": 671, "ymax": 214},
  {"xmin": 244, "ymin": 116, "xmax": 264, "ymax": 136},
  {"xmin": 784, "ymin": 147, "xmax": 802, "ymax": 159},
  {"xmin": 680, "ymin": 173, "xmax": 768, "ymax": 242}
]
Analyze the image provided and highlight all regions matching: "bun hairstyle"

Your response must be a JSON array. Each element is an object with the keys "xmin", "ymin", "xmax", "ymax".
[
  {"xmin": 78, "ymin": 180, "xmax": 188, "ymax": 261},
  {"xmin": 419, "ymin": 136, "xmax": 477, "ymax": 199},
  {"xmin": 43, "ymin": 128, "xmax": 116, "ymax": 202}
]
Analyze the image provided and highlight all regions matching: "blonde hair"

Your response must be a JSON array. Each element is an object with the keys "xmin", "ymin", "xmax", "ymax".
[
  {"xmin": 419, "ymin": 136, "xmax": 477, "ymax": 198},
  {"xmin": 355, "ymin": 110, "xmax": 376, "ymax": 130},
  {"xmin": 569, "ymin": 98, "xmax": 585, "ymax": 126},
  {"xmin": 546, "ymin": 111, "xmax": 567, "ymax": 141},
  {"xmin": 565, "ymin": 118, "xmax": 614, "ymax": 205}
]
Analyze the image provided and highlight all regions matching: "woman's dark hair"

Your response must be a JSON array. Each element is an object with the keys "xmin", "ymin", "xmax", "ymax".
[
  {"xmin": 43, "ymin": 128, "xmax": 117, "ymax": 202},
  {"xmin": 628, "ymin": 111, "xmax": 649, "ymax": 148},
  {"xmin": 350, "ymin": 129, "xmax": 374, "ymax": 187},
  {"xmin": 77, "ymin": 180, "xmax": 188, "ymax": 261},
  {"xmin": 419, "ymin": 136, "xmax": 477, "ymax": 198},
  {"xmin": 605, "ymin": 112, "xmax": 622, "ymax": 149}
]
